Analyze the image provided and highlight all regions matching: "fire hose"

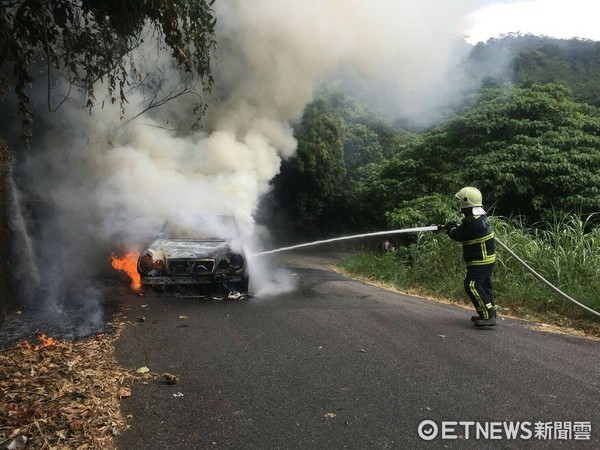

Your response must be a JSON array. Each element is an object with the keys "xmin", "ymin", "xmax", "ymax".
[{"xmin": 255, "ymin": 225, "xmax": 600, "ymax": 318}]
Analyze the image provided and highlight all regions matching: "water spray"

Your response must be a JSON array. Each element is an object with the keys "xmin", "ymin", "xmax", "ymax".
[{"xmin": 253, "ymin": 225, "xmax": 438, "ymax": 256}]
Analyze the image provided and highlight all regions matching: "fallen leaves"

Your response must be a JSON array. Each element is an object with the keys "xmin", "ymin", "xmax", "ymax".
[{"xmin": 0, "ymin": 333, "xmax": 135, "ymax": 449}]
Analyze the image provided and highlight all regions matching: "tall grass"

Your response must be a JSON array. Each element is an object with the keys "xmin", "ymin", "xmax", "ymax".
[{"xmin": 338, "ymin": 213, "xmax": 600, "ymax": 330}]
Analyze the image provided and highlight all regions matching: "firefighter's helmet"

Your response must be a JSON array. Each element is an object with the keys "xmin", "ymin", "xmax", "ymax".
[{"xmin": 455, "ymin": 186, "xmax": 483, "ymax": 208}]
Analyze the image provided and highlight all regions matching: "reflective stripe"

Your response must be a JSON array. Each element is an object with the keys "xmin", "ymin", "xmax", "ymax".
[
  {"xmin": 469, "ymin": 281, "xmax": 489, "ymax": 320},
  {"xmin": 464, "ymin": 232, "xmax": 496, "ymax": 266},
  {"xmin": 463, "ymin": 232, "xmax": 495, "ymax": 245},
  {"xmin": 466, "ymin": 256, "xmax": 496, "ymax": 266}
]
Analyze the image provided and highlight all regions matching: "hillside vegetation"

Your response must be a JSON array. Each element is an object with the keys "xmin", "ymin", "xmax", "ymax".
[
  {"xmin": 467, "ymin": 33, "xmax": 600, "ymax": 107},
  {"xmin": 266, "ymin": 35, "xmax": 600, "ymax": 233},
  {"xmin": 265, "ymin": 35, "xmax": 600, "ymax": 328}
]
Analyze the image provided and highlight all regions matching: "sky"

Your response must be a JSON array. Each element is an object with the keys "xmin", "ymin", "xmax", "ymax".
[{"xmin": 465, "ymin": 0, "xmax": 600, "ymax": 44}]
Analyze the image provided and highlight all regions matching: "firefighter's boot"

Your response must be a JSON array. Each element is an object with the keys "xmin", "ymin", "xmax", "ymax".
[
  {"xmin": 474, "ymin": 307, "xmax": 496, "ymax": 327},
  {"xmin": 470, "ymin": 308, "xmax": 483, "ymax": 321}
]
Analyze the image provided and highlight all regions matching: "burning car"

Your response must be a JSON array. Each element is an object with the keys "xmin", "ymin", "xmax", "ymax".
[{"xmin": 136, "ymin": 219, "xmax": 249, "ymax": 299}]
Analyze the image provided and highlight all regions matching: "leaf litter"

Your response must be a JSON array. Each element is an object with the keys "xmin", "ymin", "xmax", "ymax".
[{"xmin": 0, "ymin": 331, "xmax": 137, "ymax": 449}]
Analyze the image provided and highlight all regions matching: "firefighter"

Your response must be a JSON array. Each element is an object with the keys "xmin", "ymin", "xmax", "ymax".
[{"xmin": 440, "ymin": 187, "xmax": 497, "ymax": 327}]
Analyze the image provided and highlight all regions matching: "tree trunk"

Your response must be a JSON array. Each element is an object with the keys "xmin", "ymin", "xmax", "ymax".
[{"xmin": 0, "ymin": 140, "xmax": 14, "ymax": 327}]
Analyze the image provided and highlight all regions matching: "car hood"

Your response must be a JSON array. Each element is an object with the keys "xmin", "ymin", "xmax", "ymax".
[{"xmin": 147, "ymin": 239, "xmax": 232, "ymax": 260}]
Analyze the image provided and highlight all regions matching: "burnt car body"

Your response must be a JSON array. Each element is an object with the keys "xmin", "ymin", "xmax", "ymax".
[{"xmin": 137, "ymin": 237, "xmax": 249, "ymax": 299}]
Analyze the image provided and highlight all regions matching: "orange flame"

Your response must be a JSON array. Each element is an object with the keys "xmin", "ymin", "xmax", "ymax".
[
  {"xmin": 111, "ymin": 251, "xmax": 141, "ymax": 291},
  {"xmin": 24, "ymin": 333, "xmax": 58, "ymax": 350}
]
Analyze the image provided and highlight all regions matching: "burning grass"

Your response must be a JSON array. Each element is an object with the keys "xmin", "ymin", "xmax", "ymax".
[{"xmin": 0, "ymin": 332, "xmax": 134, "ymax": 449}]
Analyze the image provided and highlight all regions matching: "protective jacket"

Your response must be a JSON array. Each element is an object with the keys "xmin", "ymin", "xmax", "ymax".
[{"xmin": 447, "ymin": 209, "xmax": 495, "ymax": 266}]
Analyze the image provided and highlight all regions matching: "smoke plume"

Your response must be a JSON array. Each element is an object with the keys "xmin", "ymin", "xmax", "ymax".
[{"xmin": 4, "ymin": 0, "xmax": 483, "ymax": 335}]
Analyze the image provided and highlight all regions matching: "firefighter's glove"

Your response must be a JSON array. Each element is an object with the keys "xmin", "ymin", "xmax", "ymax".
[{"xmin": 443, "ymin": 221, "xmax": 458, "ymax": 231}]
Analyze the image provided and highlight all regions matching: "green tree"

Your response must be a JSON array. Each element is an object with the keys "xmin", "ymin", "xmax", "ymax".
[
  {"xmin": 348, "ymin": 155, "xmax": 421, "ymax": 230},
  {"xmin": 269, "ymin": 90, "xmax": 413, "ymax": 233},
  {"xmin": 273, "ymin": 100, "xmax": 346, "ymax": 229},
  {"xmin": 0, "ymin": 0, "xmax": 217, "ymax": 139},
  {"xmin": 343, "ymin": 123, "xmax": 383, "ymax": 174},
  {"xmin": 464, "ymin": 33, "xmax": 600, "ymax": 107},
  {"xmin": 377, "ymin": 83, "xmax": 600, "ymax": 222},
  {"xmin": 385, "ymin": 194, "xmax": 457, "ymax": 229}
]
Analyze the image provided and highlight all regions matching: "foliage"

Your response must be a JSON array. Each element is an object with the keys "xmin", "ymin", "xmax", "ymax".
[
  {"xmin": 492, "ymin": 215, "xmax": 600, "ymax": 308},
  {"xmin": 348, "ymin": 161, "xmax": 408, "ymax": 230},
  {"xmin": 372, "ymin": 83, "xmax": 600, "ymax": 222},
  {"xmin": 273, "ymin": 99, "xmax": 346, "ymax": 229},
  {"xmin": 272, "ymin": 36, "xmax": 600, "ymax": 234},
  {"xmin": 343, "ymin": 123, "xmax": 383, "ymax": 173},
  {"xmin": 324, "ymin": 88, "xmax": 414, "ymax": 158},
  {"xmin": 0, "ymin": 0, "xmax": 217, "ymax": 140},
  {"xmin": 466, "ymin": 33, "xmax": 600, "ymax": 107},
  {"xmin": 385, "ymin": 194, "xmax": 458, "ymax": 229},
  {"xmin": 338, "ymin": 233, "xmax": 464, "ymax": 298},
  {"xmin": 269, "ymin": 89, "xmax": 414, "ymax": 233}
]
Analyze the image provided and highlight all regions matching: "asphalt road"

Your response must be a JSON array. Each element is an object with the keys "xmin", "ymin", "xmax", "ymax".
[{"xmin": 114, "ymin": 252, "xmax": 600, "ymax": 449}]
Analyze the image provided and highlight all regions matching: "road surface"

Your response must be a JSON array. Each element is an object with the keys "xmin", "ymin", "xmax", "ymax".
[{"xmin": 114, "ymin": 252, "xmax": 600, "ymax": 449}]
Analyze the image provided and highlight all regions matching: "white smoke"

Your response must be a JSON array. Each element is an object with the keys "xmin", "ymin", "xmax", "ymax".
[
  {"xmin": 210, "ymin": 0, "xmax": 481, "ymax": 129},
  {"xmin": 15, "ymin": 0, "xmax": 483, "ymax": 303}
]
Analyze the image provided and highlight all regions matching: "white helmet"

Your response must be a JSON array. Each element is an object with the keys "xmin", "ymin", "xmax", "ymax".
[{"xmin": 455, "ymin": 186, "xmax": 483, "ymax": 208}]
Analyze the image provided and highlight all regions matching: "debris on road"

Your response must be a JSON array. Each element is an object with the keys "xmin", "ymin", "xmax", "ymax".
[
  {"xmin": 227, "ymin": 291, "xmax": 245, "ymax": 300},
  {"xmin": 162, "ymin": 373, "xmax": 180, "ymax": 385}
]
